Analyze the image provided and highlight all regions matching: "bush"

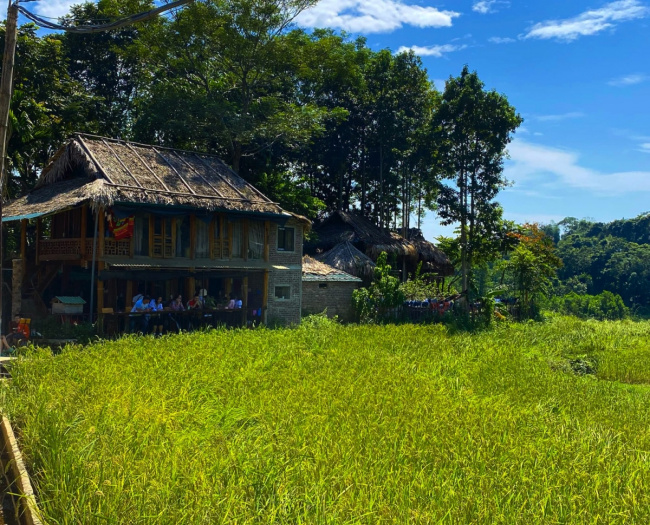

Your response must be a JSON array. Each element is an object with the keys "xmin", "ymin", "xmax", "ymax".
[
  {"xmin": 548, "ymin": 291, "xmax": 629, "ymax": 320},
  {"xmin": 352, "ymin": 252, "xmax": 404, "ymax": 322}
]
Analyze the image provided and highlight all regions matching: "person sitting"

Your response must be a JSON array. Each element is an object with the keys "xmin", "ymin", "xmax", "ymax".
[
  {"xmin": 2, "ymin": 314, "xmax": 26, "ymax": 352},
  {"xmin": 225, "ymin": 294, "xmax": 236, "ymax": 309},
  {"xmin": 234, "ymin": 297, "xmax": 243, "ymax": 309},
  {"xmin": 150, "ymin": 297, "xmax": 164, "ymax": 336},
  {"xmin": 168, "ymin": 295, "xmax": 185, "ymax": 332},
  {"xmin": 187, "ymin": 294, "xmax": 202, "ymax": 310},
  {"xmin": 130, "ymin": 294, "xmax": 150, "ymax": 333}
]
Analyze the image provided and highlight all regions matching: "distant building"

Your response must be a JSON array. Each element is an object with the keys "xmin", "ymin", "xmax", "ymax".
[{"xmin": 302, "ymin": 256, "xmax": 361, "ymax": 322}]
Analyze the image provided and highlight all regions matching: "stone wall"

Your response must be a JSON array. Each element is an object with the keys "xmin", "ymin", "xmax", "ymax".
[
  {"xmin": 266, "ymin": 218, "xmax": 304, "ymax": 326},
  {"xmin": 302, "ymin": 281, "xmax": 359, "ymax": 322}
]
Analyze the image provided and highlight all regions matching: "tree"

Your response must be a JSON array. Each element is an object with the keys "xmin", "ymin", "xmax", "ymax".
[
  {"xmin": 133, "ymin": 0, "xmax": 326, "ymax": 174},
  {"xmin": 431, "ymin": 66, "xmax": 523, "ymax": 307},
  {"xmin": 502, "ymin": 223, "xmax": 562, "ymax": 318}
]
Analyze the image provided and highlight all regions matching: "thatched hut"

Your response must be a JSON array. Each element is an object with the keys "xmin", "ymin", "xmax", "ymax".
[
  {"xmin": 308, "ymin": 211, "xmax": 452, "ymax": 278},
  {"xmin": 302, "ymin": 256, "xmax": 361, "ymax": 321},
  {"xmin": 2, "ymin": 134, "xmax": 309, "ymax": 328},
  {"xmin": 316, "ymin": 241, "xmax": 375, "ymax": 280}
]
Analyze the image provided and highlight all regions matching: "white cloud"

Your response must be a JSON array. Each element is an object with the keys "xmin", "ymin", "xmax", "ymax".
[
  {"xmin": 32, "ymin": 0, "xmax": 78, "ymax": 18},
  {"xmin": 524, "ymin": 0, "xmax": 649, "ymax": 42},
  {"xmin": 640, "ymin": 143, "xmax": 650, "ymax": 153},
  {"xmin": 295, "ymin": 0, "xmax": 460, "ymax": 34},
  {"xmin": 535, "ymin": 112, "xmax": 585, "ymax": 122},
  {"xmin": 473, "ymin": 1, "xmax": 509, "ymax": 15},
  {"xmin": 608, "ymin": 73, "xmax": 647, "ymax": 86},
  {"xmin": 506, "ymin": 140, "xmax": 650, "ymax": 194},
  {"xmin": 489, "ymin": 36, "xmax": 516, "ymax": 44},
  {"xmin": 397, "ymin": 44, "xmax": 466, "ymax": 57}
]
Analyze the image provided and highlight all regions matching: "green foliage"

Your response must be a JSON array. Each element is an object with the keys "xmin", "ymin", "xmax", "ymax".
[
  {"xmin": 548, "ymin": 291, "xmax": 629, "ymax": 320},
  {"xmin": 7, "ymin": 319, "xmax": 650, "ymax": 523},
  {"xmin": 352, "ymin": 252, "xmax": 404, "ymax": 322},
  {"xmin": 431, "ymin": 66, "xmax": 523, "ymax": 301}
]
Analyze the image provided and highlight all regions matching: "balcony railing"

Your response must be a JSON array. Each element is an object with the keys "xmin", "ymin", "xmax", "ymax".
[{"xmin": 38, "ymin": 239, "xmax": 84, "ymax": 260}]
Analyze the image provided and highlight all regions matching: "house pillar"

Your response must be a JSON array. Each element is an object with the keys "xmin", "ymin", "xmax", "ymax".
[
  {"xmin": 262, "ymin": 270, "xmax": 269, "ymax": 324},
  {"xmin": 11, "ymin": 258, "xmax": 22, "ymax": 317},
  {"xmin": 20, "ymin": 219, "xmax": 26, "ymax": 275}
]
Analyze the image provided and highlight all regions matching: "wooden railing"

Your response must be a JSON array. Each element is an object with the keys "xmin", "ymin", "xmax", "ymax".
[{"xmin": 38, "ymin": 239, "xmax": 83, "ymax": 260}]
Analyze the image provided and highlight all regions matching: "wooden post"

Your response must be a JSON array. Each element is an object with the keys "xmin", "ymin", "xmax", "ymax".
[
  {"xmin": 0, "ymin": 2, "xmax": 19, "ymax": 337},
  {"xmin": 80, "ymin": 204, "xmax": 87, "ymax": 261},
  {"xmin": 243, "ymin": 219, "xmax": 249, "ymax": 261},
  {"xmin": 35, "ymin": 217, "xmax": 41, "ymax": 263},
  {"xmin": 264, "ymin": 220, "xmax": 270, "ymax": 262},
  {"xmin": 242, "ymin": 276, "xmax": 248, "ymax": 326},
  {"xmin": 190, "ymin": 215, "xmax": 196, "ymax": 259},
  {"xmin": 262, "ymin": 270, "xmax": 269, "ymax": 325},
  {"xmin": 20, "ymin": 219, "xmax": 26, "ymax": 273},
  {"xmin": 97, "ymin": 262, "xmax": 105, "ymax": 315},
  {"xmin": 98, "ymin": 207, "xmax": 105, "ymax": 257},
  {"xmin": 126, "ymin": 280, "xmax": 133, "ymax": 306},
  {"xmin": 225, "ymin": 278, "xmax": 232, "ymax": 298}
]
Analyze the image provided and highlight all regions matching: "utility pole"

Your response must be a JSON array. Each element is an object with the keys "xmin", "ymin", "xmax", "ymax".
[{"xmin": 0, "ymin": 0, "xmax": 19, "ymax": 337}]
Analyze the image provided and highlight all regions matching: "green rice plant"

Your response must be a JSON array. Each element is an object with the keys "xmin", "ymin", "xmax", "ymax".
[{"xmin": 3, "ymin": 319, "xmax": 650, "ymax": 523}]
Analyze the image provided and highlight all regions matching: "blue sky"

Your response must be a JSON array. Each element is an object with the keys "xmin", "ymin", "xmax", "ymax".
[{"xmin": 32, "ymin": 0, "xmax": 650, "ymax": 239}]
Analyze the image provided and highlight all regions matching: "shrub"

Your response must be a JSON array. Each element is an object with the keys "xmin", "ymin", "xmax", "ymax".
[{"xmin": 548, "ymin": 291, "xmax": 629, "ymax": 320}]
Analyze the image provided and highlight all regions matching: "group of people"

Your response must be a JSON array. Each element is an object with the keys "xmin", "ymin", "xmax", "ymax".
[
  {"xmin": 129, "ymin": 291, "xmax": 242, "ymax": 335},
  {"xmin": 1, "ymin": 314, "xmax": 30, "ymax": 353}
]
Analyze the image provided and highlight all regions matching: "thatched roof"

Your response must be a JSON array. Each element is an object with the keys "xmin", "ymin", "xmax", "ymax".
[
  {"xmin": 316, "ymin": 241, "xmax": 376, "ymax": 279},
  {"xmin": 311, "ymin": 211, "xmax": 452, "ymax": 274},
  {"xmin": 313, "ymin": 211, "xmax": 415, "ymax": 258},
  {"xmin": 405, "ymin": 228, "xmax": 454, "ymax": 274},
  {"xmin": 3, "ymin": 135, "xmax": 309, "ymax": 225},
  {"xmin": 302, "ymin": 255, "xmax": 361, "ymax": 282}
]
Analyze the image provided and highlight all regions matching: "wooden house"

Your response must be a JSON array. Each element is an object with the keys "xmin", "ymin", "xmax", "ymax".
[{"xmin": 2, "ymin": 135, "xmax": 309, "ymax": 328}]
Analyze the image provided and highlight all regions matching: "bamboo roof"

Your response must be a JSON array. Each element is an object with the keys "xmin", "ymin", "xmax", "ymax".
[
  {"xmin": 3, "ymin": 135, "xmax": 308, "ymax": 224},
  {"xmin": 315, "ymin": 241, "xmax": 376, "ymax": 279},
  {"xmin": 302, "ymin": 255, "xmax": 361, "ymax": 282}
]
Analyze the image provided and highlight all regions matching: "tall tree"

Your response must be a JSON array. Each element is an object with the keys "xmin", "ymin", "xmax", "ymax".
[
  {"xmin": 133, "ymin": 0, "xmax": 326, "ymax": 174},
  {"xmin": 431, "ymin": 66, "xmax": 522, "ymax": 306}
]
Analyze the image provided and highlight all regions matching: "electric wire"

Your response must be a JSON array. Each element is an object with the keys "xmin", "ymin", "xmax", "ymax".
[{"xmin": 17, "ymin": 0, "xmax": 192, "ymax": 33}]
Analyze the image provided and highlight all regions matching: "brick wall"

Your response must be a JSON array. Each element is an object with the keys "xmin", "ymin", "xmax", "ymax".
[
  {"xmin": 302, "ymin": 281, "xmax": 359, "ymax": 322},
  {"xmin": 266, "ymin": 218, "xmax": 304, "ymax": 326}
]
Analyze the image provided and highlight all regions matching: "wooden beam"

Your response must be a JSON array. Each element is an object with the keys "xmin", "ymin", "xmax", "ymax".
[
  {"xmin": 264, "ymin": 220, "xmax": 270, "ymax": 262},
  {"xmin": 98, "ymin": 207, "xmax": 105, "ymax": 257},
  {"xmin": 262, "ymin": 270, "xmax": 269, "ymax": 325},
  {"xmin": 190, "ymin": 215, "xmax": 196, "ymax": 259},
  {"xmin": 80, "ymin": 204, "xmax": 87, "ymax": 261},
  {"xmin": 35, "ymin": 218, "xmax": 41, "ymax": 263},
  {"xmin": 97, "ymin": 261, "xmax": 105, "ymax": 314},
  {"xmin": 20, "ymin": 219, "xmax": 26, "ymax": 264}
]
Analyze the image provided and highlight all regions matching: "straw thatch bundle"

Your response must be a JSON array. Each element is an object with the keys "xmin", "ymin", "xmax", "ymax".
[
  {"xmin": 4, "ymin": 135, "xmax": 310, "ymax": 225},
  {"xmin": 316, "ymin": 241, "xmax": 376, "ymax": 279}
]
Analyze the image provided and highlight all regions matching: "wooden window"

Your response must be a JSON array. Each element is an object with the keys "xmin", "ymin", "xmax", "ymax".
[
  {"xmin": 134, "ymin": 214, "xmax": 150, "ymax": 256},
  {"xmin": 231, "ymin": 219, "xmax": 244, "ymax": 259},
  {"xmin": 248, "ymin": 220, "xmax": 264, "ymax": 260},
  {"xmin": 211, "ymin": 215, "xmax": 230, "ymax": 259},
  {"xmin": 277, "ymin": 227, "xmax": 295, "ymax": 252},
  {"xmin": 195, "ymin": 216, "xmax": 210, "ymax": 258},
  {"xmin": 274, "ymin": 285, "xmax": 291, "ymax": 300},
  {"xmin": 151, "ymin": 216, "xmax": 174, "ymax": 258},
  {"xmin": 175, "ymin": 216, "xmax": 191, "ymax": 258}
]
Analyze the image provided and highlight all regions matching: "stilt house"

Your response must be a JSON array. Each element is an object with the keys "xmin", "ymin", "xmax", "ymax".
[{"xmin": 2, "ymin": 135, "xmax": 309, "ymax": 328}]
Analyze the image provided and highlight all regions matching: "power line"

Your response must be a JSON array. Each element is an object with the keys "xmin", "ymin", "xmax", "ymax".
[{"xmin": 17, "ymin": 0, "xmax": 193, "ymax": 33}]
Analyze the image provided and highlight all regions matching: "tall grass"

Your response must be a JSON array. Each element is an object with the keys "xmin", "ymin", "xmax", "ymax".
[{"xmin": 3, "ymin": 317, "xmax": 650, "ymax": 523}]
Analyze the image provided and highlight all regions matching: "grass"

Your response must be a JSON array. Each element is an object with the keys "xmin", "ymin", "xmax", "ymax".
[{"xmin": 3, "ymin": 316, "xmax": 650, "ymax": 524}]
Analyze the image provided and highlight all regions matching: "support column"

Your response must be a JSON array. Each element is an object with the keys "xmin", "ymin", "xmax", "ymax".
[
  {"xmin": 35, "ymin": 218, "xmax": 41, "ymax": 264},
  {"xmin": 20, "ymin": 219, "xmax": 26, "ymax": 274},
  {"xmin": 98, "ymin": 207, "xmax": 105, "ymax": 257},
  {"xmin": 96, "ymin": 261, "xmax": 105, "ymax": 316},
  {"xmin": 80, "ymin": 204, "xmax": 87, "ymax": 263},
  {"xmin": 11, "ymin": 258, "xmax": 22, "ymax": 317},
  {"xmin": 262, "ymin": 270, "xmax": 269, "ymax": 325},
  {"xmin": 242, "ymin": 276, "xmax": 248, "ymax": 326}
]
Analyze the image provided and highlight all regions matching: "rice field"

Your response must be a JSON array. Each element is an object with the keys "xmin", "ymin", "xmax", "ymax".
[{"xmin": 3, "ymin": 317, "xmax": 650, "ymax": 524}]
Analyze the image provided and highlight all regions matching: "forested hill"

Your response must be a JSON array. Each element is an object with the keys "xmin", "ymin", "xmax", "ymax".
[{"xmin": 549, "ymin": 214, "xmax": 650, "ymax": 309}]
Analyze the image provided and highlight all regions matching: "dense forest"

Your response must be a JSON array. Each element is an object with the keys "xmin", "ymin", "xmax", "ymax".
[{"xmin": 1, "ymin": 0, "xmax": 647, "ymax": 319}]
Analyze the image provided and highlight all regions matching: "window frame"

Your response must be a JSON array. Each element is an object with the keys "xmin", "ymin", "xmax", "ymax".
[
  {"xmin": 277, "ymin": 226, "xmax": 295, "ymax": 252},
  {"xmin": 274, "ymin": 285, "xmax": 291, "ymax": 300}
]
